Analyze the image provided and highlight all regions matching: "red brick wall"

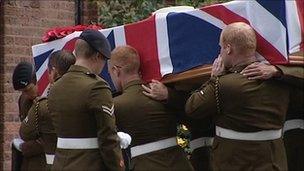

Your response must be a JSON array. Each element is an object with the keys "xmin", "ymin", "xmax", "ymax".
[
  {"xmin": 0, "ymin": 0, "xmax": 97, "ymax": 170},
  {"xmin": 1, "ymin": 1, "xmax": 5, "ymax": 170},
  {"xmin": 82, "ymin": 0, "xmax": 99, "ymax": 25}
]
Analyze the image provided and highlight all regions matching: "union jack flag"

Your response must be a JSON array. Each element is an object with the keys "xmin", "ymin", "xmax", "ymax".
[{"xmin": 32, "ymin": 0, "xmax": 304, "ymax": 96}]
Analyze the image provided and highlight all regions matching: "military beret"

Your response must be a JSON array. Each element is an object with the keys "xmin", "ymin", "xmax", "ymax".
[
  {"xmin": 79, "ymin": 29, "xmax": 111, "ymax": 59},
  {"xmin": 12, "ymin": 61, "xmax": 35, "ymax": 90}
]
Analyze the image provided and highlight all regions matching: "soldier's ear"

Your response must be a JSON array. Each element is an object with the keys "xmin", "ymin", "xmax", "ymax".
[
  {"xmin": 226, "ymin": 44, "xmax": 232, "ymax": 55},
  {"xmin": 53, "ymin": 68, "xmax": 60, "ymax": 79},
  {"xmin": 115, "ymin": 67, "xmax": 121, "ymax": 77}
]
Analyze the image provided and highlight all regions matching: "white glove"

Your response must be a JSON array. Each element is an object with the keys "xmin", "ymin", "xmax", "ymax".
[
  {"xmin": 12, "ymin": 138, "xmax": 24, "ymax": 152},
  {"xmin": 117, "ymin": 132, "xmax": 132, "ymax": 149}
]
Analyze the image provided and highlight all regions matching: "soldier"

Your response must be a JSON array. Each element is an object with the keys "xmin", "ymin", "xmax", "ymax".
[
  {"xmin": 12, "ymin": 62, "xmax": 45, "ymax": 171},
  {"xmin": 48, "ymin": 29, "xmax": 124, "ymax": 171},
  {"xmin": 185, "ymin": 22, "xmax": 290, "ymax": 171},
  {"xmin": 13, "ymin": 62, "xmax": 38, "ymax": 121},
  {"xmin": 142, "ymin": 81, "xmax": 214, "ymax": 171},
  {"xmin": 108, "ymin": 45, "xmax": 193, "ymax": 171},
  {"xmin": 241, "ymin": 62, "xmax": 304, "ymax": 171},
  {"xmin": 19, "ymin": 50, "xmax": 76, "ymax": 170}
]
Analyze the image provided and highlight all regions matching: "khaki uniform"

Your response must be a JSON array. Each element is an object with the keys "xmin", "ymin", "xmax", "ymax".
[
  {"xmin": 18, "ymin": 94, "xmax": 33, "ymax": 121},
  {"xmin": 19, "ymin": 98, "xmax": 56, "ymax": 170},
  {"xmin": 114, "ymin": 80, "xmax": 193, "ymax": 171},
  {"xmin": 48, "ymin": 65, "xmax": 123, "ymax": 171},
  {"xmin": 186, "ymin": 63, "xmax": 290, "ymax": 171},
  {"xmin": 167, "ymin": 88, "xmax": 213, "ymax": 171},
  {"xmin": 277, "ymin": 65, "xmax": 304, "ymax": 171},
  {"xmin": 13, "ymin": 94, "xmax": 40, "ymax": 171}
]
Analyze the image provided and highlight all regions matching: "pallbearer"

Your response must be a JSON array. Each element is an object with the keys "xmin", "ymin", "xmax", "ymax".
[
  {"xmin": 109, "ymin": 45, "xmax": 193, "ymax": 171},
  {"xmin": 186, "ymin": 22, "xmax": 289, "ymax": 171},
  {"xmin": 48, "ymin": 29, "xmax": 124, "ymax": 171},
  {"xmin": 12, "ymin": 61, "xmax": 45, "ymax": 171}
]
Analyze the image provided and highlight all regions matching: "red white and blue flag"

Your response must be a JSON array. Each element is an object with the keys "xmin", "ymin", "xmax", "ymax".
[{"xmin": 32, "ymin": 0, "xmax": 304, "ymax": 96}]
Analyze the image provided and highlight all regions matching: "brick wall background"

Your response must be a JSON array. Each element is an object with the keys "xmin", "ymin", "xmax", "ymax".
[{"xmin": 0, "ymin": 0, "xmax": 97, "ymax": 170}]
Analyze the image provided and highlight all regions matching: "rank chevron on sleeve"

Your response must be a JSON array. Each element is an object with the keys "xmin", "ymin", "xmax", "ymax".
[{"xmin": 102, "ymin": 105, "xmax": 114, "ymax": 116}]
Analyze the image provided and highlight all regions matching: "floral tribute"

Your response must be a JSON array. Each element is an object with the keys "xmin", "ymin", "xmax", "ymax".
[{"xmin": 42, "ymin": 24, "xmax": 103, "ymax": 42}]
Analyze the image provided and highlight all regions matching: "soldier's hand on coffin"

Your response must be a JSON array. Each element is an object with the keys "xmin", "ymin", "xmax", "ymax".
[
  {"xmin": 241, "ymin": 62, "xmax": 282, "ymax": 80},
  {"xmin": 142, "ymin": 79, "xmax": 168, "ymax": 101},
  {"xmin": 211, "ymin": 56, "xmax": 225, "ymax": 77}
]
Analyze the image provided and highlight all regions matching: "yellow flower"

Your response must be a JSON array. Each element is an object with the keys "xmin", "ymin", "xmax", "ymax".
[
  {"xmin": 177, "ymin": 138, "xmax": 187, "ymax": 148},
  {"xmin": 181, "ymin": 125, "xmax": 188, "ymax": 131}
]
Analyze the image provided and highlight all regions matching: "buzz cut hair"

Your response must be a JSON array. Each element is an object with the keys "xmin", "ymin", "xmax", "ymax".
[
  {"xmin": 221, "ymin": 22, "xmax": 257, "ymax": 55},
  {"xmin": 74, "ymin": 39, "xmax": 98, "ymax": 58},
  {"xmin": 110, "ymin": 45, "xmax": 140, "ymax": 74}
]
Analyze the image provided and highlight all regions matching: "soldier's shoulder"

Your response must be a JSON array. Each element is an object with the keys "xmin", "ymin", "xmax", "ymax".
[
  {"xmin": 83, "ymin": 71, "xmax": 99, "ymax": 79},
  {"xmin": 219, "ymin": 72, "xmax": 262, "ymax": 92},
  {"xmin": 113, "ymin": 93, "xmax": 124, "ymax": 103},
  {"xmin": 82, "ymin": 71, "xmax": 109, "ymax": 85},
  {"xmin": 114, "ymin": 92, "xmax": 131, "ymax": 107},
  {"xmin": 90, "ymin": 76, "xmax": 111, "ymax": 90},
  {"xmin": 61, "ymin": 70, "xmax": 98, "ymax": 82},
  {"xmin": 219, "ymin": 72, "xmax": 247, "ymax": 81}
]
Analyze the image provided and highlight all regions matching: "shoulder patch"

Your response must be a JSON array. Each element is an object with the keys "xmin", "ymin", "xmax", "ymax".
[{"xmin": 102, "ymin": 105, "xmax": 114, "ymax": 116}]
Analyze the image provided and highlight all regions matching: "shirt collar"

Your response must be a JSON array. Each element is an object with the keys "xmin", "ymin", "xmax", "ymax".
[{"xmin": 228, "ymin": 61, "xmax": 257, "ymax": 73}]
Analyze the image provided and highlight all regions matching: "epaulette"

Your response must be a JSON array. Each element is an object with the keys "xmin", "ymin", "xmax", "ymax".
[
  {"xmin": 84, "ymin": 71, "xmax": 97, "ymax": 78},
  {"xmin": 35, "ymin": 96, "xmax": 47, "ymax": 102}
]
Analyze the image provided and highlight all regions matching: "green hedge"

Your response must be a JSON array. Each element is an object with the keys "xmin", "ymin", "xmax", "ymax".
[{"xmin": 95, "ymin": 0, "xmax": 231, "ymax": 28}]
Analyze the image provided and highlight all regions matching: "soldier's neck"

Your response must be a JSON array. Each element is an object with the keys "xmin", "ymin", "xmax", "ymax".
[{"xmin": 232, "ymin": 54, "xmax": 257, "ymax": 68}]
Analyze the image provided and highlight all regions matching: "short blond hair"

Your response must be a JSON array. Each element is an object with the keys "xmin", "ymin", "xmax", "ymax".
[
  {"xmin": 110, "ymin": 45, "xmax": 140, "ymax": 74},
  {"xmin": 221, "ymin": 22, "xmax": 257, "ymax": 55}
]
